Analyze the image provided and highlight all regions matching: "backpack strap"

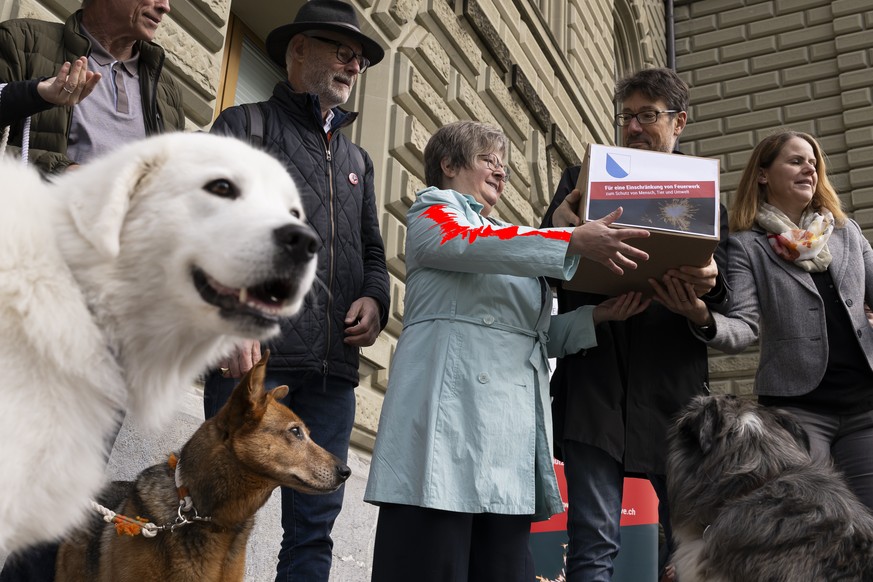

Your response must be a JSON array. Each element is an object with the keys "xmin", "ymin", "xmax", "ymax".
[{"xmin": 242, "ymin": 102, "xmax": 264, "ymax": 148}]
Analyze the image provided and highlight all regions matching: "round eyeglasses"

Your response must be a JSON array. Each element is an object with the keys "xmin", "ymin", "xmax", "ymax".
[
  {"xmin": 478, "ymin": 154, "xmax": 511, "ymax": 182},
  {"xmin": 306, "ymin": 35, "xmax": 370, "ymax": 73},
  {"xmin": 614, "ymin": 110, "xmax": 678, "ymax": 127}
]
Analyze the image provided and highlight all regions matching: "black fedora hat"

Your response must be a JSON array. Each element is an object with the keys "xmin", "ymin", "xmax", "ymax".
[{"xmin": 266, "ymin": 0, "xmax": 385, "ymax": 69}]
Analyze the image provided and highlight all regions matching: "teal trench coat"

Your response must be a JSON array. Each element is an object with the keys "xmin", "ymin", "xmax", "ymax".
[{"xmin": 365, "ymin": 187, "xmax": 599, "ymax": 520}]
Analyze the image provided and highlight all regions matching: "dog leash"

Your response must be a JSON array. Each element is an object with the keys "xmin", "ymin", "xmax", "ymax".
[
  {"xmin": 170, "ymin": 452, "xmax": 194, "ymax": 512},
  {"xmin": 88, "ymin": 454, "xmax": 212, "ymax": 538},
  {"xmin": 89, "ymin": 499, "xmax": 159, "ymax": 538}
]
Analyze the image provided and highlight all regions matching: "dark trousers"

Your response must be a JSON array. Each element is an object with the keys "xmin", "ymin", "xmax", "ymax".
[
  {"xmin": 648, "ymin": 473, "xmax": 673, "ymax": 578},
  {"xmin": 204, "ymin": 370, "xmax": 355, "ymax": 582},
  {"xmin": 562, "ymin": 440, "xmax": 673, "ymax": 582},
  {"xmin": 371, "ymin": 503, "xmax": 536, "ymax": 582},
  {"xmin": 778, "ymin": 405, "xmax": 873, "ymax": 510}
]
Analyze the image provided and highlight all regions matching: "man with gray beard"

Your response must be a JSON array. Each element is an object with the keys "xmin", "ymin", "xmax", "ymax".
[{"xmin": 205, "ymin": 2, "xmax": 390, "ymax": 581}]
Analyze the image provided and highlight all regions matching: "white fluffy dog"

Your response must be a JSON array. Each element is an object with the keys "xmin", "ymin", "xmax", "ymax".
[{"xmin": 0, "ymin": 133, "xmax": 318, "ymax": 553}]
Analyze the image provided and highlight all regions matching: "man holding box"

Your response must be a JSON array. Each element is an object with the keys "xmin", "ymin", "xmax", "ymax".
[{"xmin": 541, "ymin": 67, "xmax": 729, "ymax": 582}]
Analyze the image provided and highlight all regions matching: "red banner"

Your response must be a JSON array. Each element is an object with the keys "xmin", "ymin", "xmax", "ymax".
[
  {"xmin": 531, "ymin": 460, "xmax": 659, "ymax": 533},
  {"xmin": 589, "ymin": 181, "xmax": 716, "ymax": 200}
]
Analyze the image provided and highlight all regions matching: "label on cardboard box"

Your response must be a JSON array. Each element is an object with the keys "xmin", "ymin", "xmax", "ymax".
[{"xmin": 564, "ymin": 144, "xmax": 721, "ymax": 296}]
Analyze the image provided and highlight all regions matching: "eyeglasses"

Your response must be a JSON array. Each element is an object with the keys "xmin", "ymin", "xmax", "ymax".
[
  {"xmin": 614, "ymin": 110, "xmax": 678, "ymax": 127},
  {"xmin": 306, "ymin": 35, "xmax": 370, "ymax": 73},
  {"xmin": 477, "ymin": 154, "xmax": 511, "ymax": 182}
]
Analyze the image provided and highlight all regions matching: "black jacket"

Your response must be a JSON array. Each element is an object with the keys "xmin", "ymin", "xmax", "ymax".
[
  {"xmin": 542, "ymin": 165, "xmax": 729, "ymax": 475},
  {"xmin": 211, "ymin": 81, "xmax": 389, "ymax": 383}
]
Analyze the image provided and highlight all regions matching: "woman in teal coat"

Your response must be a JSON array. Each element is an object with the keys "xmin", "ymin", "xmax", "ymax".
[{"xmin": 365, "ymin": 120, "xmax": 651, "ymax": 581}]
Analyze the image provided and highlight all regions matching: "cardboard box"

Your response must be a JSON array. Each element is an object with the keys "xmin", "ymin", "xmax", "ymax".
[{"xmin": 564, "ymin": 144, "xmax": 721, "ymax": 296}]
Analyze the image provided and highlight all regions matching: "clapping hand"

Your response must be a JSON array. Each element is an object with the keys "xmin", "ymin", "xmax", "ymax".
[{"xmin": 37, "ymin": 57, "xmax": 101, "ymax": 107}]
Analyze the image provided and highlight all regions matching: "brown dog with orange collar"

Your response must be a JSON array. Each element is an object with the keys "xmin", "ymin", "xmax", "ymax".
[{"xmin": 56, "ymin": 352, "xmax": 349, "ymax": 582}]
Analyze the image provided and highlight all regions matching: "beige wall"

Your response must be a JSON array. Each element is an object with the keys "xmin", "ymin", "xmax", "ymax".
[{"xmin": 674, "ymin": 0, "xmax": 873, "ymax": 396}]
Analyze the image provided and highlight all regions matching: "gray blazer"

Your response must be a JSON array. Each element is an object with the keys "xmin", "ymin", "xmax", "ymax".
[{"xmin": 703, "ymin": 220, "xmax": 873, "ymax": 397}]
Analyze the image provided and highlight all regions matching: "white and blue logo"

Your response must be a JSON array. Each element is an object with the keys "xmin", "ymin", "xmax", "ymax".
[{"xmin": 606, "ymin": 153, "xmax": 631, "ymax": 178}]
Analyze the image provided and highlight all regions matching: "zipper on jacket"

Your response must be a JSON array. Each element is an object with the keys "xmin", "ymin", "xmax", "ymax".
[
  {"xmin": 323, "ymin": 135, "xmax": 336, "ymax": 378},
  {"xmin": 145, "ymin": 49, "xmax": 165, "ymax": 135}
]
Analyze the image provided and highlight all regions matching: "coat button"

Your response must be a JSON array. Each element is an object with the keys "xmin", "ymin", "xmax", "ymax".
[
  {"xmin": 847, "ymin": 299, "xmax": 854, "ymax": 307},
  {"xmin": 858, "ymin": 329, "xmax": 864, "ymax": 339},
  {"xmin": 477, "ymin": 373, "xmax": 489, "ymax": 383},
  {"xmin": 483, "ymin": 315, "xmax": 495, "ymax": 325}
]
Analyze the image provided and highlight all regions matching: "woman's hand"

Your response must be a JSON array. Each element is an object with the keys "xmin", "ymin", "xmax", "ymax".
[
  {"xmin": 568, "ymin": 207, "xmax": 650, "ymax": 275},
  {"xmin": 593, "ymin": 291, "xmax": 651, "ymax": 324},
  {"xmin": 37, "ymin": 57, "xmax": 102, "ymax": 107},
  {"xmin": 649, "ymin": 274, "xmax": 712, "ymax": 326}
]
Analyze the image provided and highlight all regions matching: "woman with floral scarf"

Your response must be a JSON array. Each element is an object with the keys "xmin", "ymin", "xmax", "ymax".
[{"xmin": 653, "ymin": 130, "xmax": 873, "ymax": 510}]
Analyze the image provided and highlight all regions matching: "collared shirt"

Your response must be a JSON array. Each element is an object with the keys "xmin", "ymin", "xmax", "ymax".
[
  {"xmin": 286, "ymin": 80, "xmax": 345, "ymax": 136},
  {"xmin": 66, "ymin": 25, "xmax": 146, "ymax": 165}
]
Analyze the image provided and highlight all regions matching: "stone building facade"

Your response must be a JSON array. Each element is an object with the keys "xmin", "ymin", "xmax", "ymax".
[{"xmin": 4, "ymin": 0, "xmax": 872, "ymax": 578}]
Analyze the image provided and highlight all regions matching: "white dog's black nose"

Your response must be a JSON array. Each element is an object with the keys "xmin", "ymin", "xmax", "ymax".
[{"xmin": 274, "ymin": 224, "xmax": 320, "ymax": 262}]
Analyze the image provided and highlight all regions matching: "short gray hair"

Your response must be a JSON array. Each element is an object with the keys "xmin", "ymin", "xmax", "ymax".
[{"xmin": 424, "ymin": 120, "xmax": 508, "ymax": 189}]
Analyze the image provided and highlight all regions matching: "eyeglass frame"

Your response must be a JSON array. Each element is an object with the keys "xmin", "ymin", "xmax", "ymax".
[
  {"xmin": 477, "ymin": 153, "xmax": 511, "ymax": 182},
  {"xmin": 614, "ymin": 109, "xmax": 679, "ymax": 127},
  {"xmin": 305, "ymin": 35, "xmax": 370, "ymax": 72}
]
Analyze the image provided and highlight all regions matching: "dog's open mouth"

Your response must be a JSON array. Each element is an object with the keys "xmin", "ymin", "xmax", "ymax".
[{"xmin": 192, "ymin": 267, "xmax": 296, "ymax": 325}]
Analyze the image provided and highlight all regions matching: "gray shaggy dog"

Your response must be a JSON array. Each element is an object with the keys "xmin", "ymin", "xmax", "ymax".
[{"xmin": 667, "ymin": 394, "xmax": 873, "ymax": 582}]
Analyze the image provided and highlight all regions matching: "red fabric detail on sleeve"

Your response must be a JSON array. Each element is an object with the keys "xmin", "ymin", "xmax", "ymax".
[{"xmin": 421, "ymin": 204, "xmax": 572, "ymax": 245}]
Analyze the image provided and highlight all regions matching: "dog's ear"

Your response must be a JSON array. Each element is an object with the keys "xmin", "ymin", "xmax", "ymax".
[
  {"xmin": 698, "ymin": 398, "xmax": 722, "ymax": 455},
  {"xmin": 215, "ymin": 350, "xmax": 272, "ymax": 432},
  {"xmin": 240, "ymin": 351, "xmax": 272, "ymax": 416},
  {"xmin": 65, "ymin": 150, "xmax": 163, "ymax": 258},
  {"xmin": 270, "ymin": 385, "xmax": 289, "ymax": 401},
  {"xmin": 245, "ymin": 351, "xmax": 270, "ymax": 400},
  {"xmin": 771, "ymin": 408, "xmax": 811, "ymax": 453}
]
